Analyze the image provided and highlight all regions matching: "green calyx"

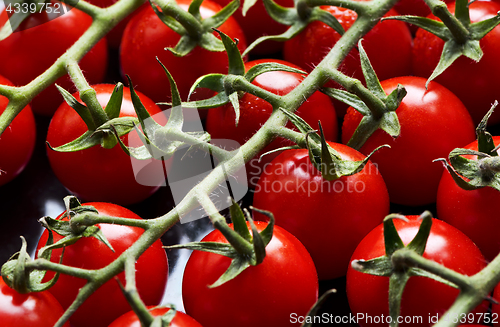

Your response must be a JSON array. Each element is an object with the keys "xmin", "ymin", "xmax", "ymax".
[
  {"xmin": 167, "ymin": 200, "xmax": 274, "ymax": 288},
  {"xmin": 150, "ymin": 0, "xmax": 239, "ymax": 56},
  {"xmin": 324, "ymin": 39, "xmax": 405, "ymax": 150},
  {"xmin": 1, "ymin": 196, "xmax": 116, "ymax": 294},
  {"xmin": 278, "ymin": 108, "xmax": 389, "ymax": 181},
  {"xmin": 183, "ymin": 30, "xmax": 305, "ymax": 125},
  {"xmin": 435, "ymin": 101, "xmax": 500, "ymax": 191},
  {"xmin": 351, "ymin": 211, "xmax": 458, "ymax": 327},
  {"xmin": 47, "ymin": 82, "xmax": 138, "ymax": 153},
  {"xmin": 37, "ymin": 196, "xmax": 115, "ymax": 259},
  {"xmin": 242, "ymin": 0, "xmax": 345, "ymax": 56},
  {"xmin": 384, "ymin": 0, "xmax": 500, "ymax": 86}
]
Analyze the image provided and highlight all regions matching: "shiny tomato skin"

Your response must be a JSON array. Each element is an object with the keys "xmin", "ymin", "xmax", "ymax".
[
  {"xmin": 437, "ymin": 136, "xmax": 500, "ymax": 261},
  {"xmin": 0, "ymin": 279, "xmax": 70, "ymax": 327},
  {"xmin": 342, "ymin": 76, "xmax": 476, "ymax": 206},
  {"xmin": 346, "ymin": 216, "xmax": 488, "ymax": 327},
  {"xmin": 36, "ymin": 202, "xmax": 169, "ymax": 327},
  {"xmin": 108, "ymin": 307, "xmax": 202, "ymax": 327},
  {"xmin": 120, "ymin": 0, "xmax": 247, "ymax": 104},
  {"xmin": 85, "ymin": 0, "xmax": 147, "ymax": 49},
  {"xmin": 205, "ymin": 58, "xmax": 338, "ymax": 186},
  {"xmin": 0, "ymin": 4, "xmax": 108, "ymax": 116},
  {"xmin": 46, "ymin": 84, "xmax": 169, "ymax": 205},
  {"xmin": 412, "ymin": 1, "xmax": 500, "ymax": 125},
  {"xmin": 252, "ymin": 142, "xmax": 390, "ymax": 280},
  {"xmin": 283, "ymin": 5, "xmax": 412, "ymax": 117},
  {"xmin": 0, "ymin": 76, "xmax": 36, "ymax": 186},
  {"xmin": 211, "ymin": 0, "xmax": 294, "ymax": 54},
  {"xmin": 182, "ymin": 221, "xmax": 319, "ymax": 327}
]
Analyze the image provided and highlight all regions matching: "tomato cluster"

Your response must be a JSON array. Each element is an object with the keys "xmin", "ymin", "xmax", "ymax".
[{"xmin": 2, "ymin": 0, "xmax": 500, "ymax": 326}]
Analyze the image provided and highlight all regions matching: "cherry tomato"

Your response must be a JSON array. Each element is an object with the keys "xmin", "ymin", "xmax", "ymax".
[
  {"xmin": 108, "ymin": 307, "xmax": 202, "ymax": 327},
  {"xmin": 120, "ymin": 0, "xmax": 247, "ymax": 104},
  {"xmin": 205, "ymin": 58, "xmax": 338, "ymax": 186},
  {"xmin": 283, "ymin": 4, "xmax": 413, "ymax": 117},
  {"xmin": 342, "ymin": 76, "xmax": 476, "ymax": 206},
  {"xmin": 346, "ymin": 215, "xmax": 488, "ymax": 327},
  {"xmin": 0, "ymin": 3, "xmax": 108, "ymax": 116},
  {"xmin": 182, "ymin": 221, "xmax": 319, "ymax": 327},
  {"xmin": 412, "ymin": 1, "xmax": 500, "ymax": 125},
  {"xmin": 36, "ymin": 202, "xmax": 169, "ymax": 327},
  {"xmin": 252, "ymin": 141, "xmax": 389, "ymax": 280},
  {"xmin": 0, "ymin": 279, "xmax": 70, "ymax": 327},
  {"xmin": 0, "ymin": 75, "xmax": 36, "ymax": 186},
  {"xmin": 46, "ymin": 84, "xmax": 169, "ymax": 205},
  {"xmin": 211, "ymin": 0, "xmax": 294, "ymax": 54},
  {"xmin": 85, "ymin": 0, "xmax": 147, "ymax": 49},
  {"xmin": 436, "ymin": 136, "xmax": 500, "ymax": 261}
]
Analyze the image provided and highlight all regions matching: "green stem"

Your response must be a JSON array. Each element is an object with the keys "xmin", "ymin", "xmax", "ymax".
[
  {"xmin": 154, "ymin": 0, "xmax": 204, "ymax": 39},
  {"xmin": 69, "ymin": 214, "xmax": 152, "ymax": 230},
  {"xmin": 197, "ymin": 193, "xmax": 255, "ymax": 257},
  {"xmin": 120, "ymin": 257, "xmax": 155, "ymax": 327},
  {"xmin": 424, "ymin": 0, "xmax": 470, "ymax": 43},
  {"xmin": 28, "ymin": 259, "xmax": 96, "ymax": 280},
  {"xmin": 226, "ymin": 75, "xmax": 283, "ymax": 108},
  {"xmin": 0, "ymin": 0, "xmax": 144, "ymax": 136},
  {"xmin": 66, "ymin": 61, "xmax": 108, "ymax": 128},
  {"xmin": 391, "ymin": 249, "xmax": 473, "ymax": 291},
  {"xmin": 328, "ymin": 68, "xmax": 387, "ymax": 119},
  {"xmin": 269, "ymin": 126, "xmax": 308, "ymax": 148}
]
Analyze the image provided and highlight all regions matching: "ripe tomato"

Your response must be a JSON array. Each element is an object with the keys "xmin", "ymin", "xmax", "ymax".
[
  {"xmin": 211, "ymin": 0, "xmax": 294, "ymax": 54},
  {"xmin": 283, "ymin": 4, "xmax": 412, "ymax": 117},
  {"xmin": 0, "ymin": 279, "xmax": 70, "ymax": 327},
  {"xmin": 346, "ymin": 215, "xmax": 488, "ymax": 327},
  {"xmin": 85, "ymin": 0, "xmax": 147, "ymax": 49},
  {"xmin": 0, "ymin": 3, "xmax": 108, "ymax": 116},
  {"xmin": 0, "ymin": 75, "xmax": 36, "ymax": 186},
  {"xmin": 120, "ymin": 0, "xmax": 247, "ymax": 104},
  {"xmin": 252, "ymin": 142, "xmax": 390, "ymax": 280},
  {"xmin": 46, "ymin": 84, "xmax": 169, "ymax": 205},
  {"xmin": 182, "ymin": 221, "xmax": 318, "ymax": 327},
  {"xmin": 436, "ymin": 136, "xmax": 500, "ymax": 262},
  {"xmin": 342, "ymin": 76, "xmax": 476, "ymax": 206},
  {"xmin": 108, "ymin": 307, "xmax": 202, "ymax": 327},
  {"xmin": 205, "ymin": 58, "xmax": 338, "ymax": 186},
  {"xmin": 412, "ymin": 1, "xmax": 500, "ymax": 125},
  {"xmin": 36, "ymin": 202, "xmax": 169, "ymax": 327}
]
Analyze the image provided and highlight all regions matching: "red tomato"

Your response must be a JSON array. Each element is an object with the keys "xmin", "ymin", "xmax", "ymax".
[
  {"xmin": 211, "ymin": 0, "xmax": 294, "ymax": 54},
  {"xmin": 0, "ymin": 279, "xmax": 70, "ymax": 327},
  {"xmin": 252, "ymin": 142, "xmax": 389, "ymax": 280},
  {"xmin": 120, "ymin": 0, "xmax": 247, "ymax": 104},
  {"xmin": 108, "ymin": 307, "xmax": 202, "ymax": 327},
  {"xmin": 85, "ymin": 0, "xmax": 147, "ymax": 49},
  {"xmin": 412, "ymin": 1, "xmax": 500, "ymax": 125},
  {"xmin": 342, "ymin": 76, "xmax": 476, "ymax": 206},
  {"xmin": 205, "ymin": 58, "xmax": 338, "ymax": 186},
  {"xmin": 182, "ymin": 221, "xmax": 319, "ymax": 327},
  {"xmin": 36, "ymin": 202, "xmax": 169, "ymax": 327},
  {"xmin": 46, "ymin": 84, "xmax": 170, "ymax": 205},
  {"xmin": 0, "ymin": 3, "xmax": 108, "ymax": 116},
  {"xmin": 283, "ymin": 4, "xmax": 413, "ymax": 117},
  {"xmin": 437, "ymin": 136, "xmax": 500, "ymax": 261},
  {"xmin": 0, "ymin": 75, "xmax": 36, "ymax": 186},
  {"xmin": 346, "ymin": 215, "xmax": 488, "ymax": 327}
]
